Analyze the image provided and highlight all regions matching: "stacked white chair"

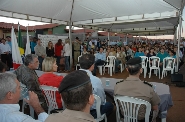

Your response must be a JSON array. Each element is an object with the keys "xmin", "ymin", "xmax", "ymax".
[
  {"xmin": 94, "ymin": 94, "xmax": 107, "ymax": 122},
  {"xmin": 40, "ymin": 85, "xmax": 59, "ymax": 114},
  {"xmin": 76, "ymin": 55, "xmax": 82, "ymax": 70},
  {"xmin": 114, "ymin": 96, "xmax": 151, "ymax": 122},
  {"xmin": 103, "ymin": 56, "xmax": 116, "ymax": 76},
  {"xmin": 140, "ymin": 56, "xmax": 148, "ymax": 78},
  {"xmin": 161, "ymin": 57, "xmax": 175, "ymax": 79},
  {"xmin": 149, "ymin": 56, "xmax": 160, "ymax": 79}
]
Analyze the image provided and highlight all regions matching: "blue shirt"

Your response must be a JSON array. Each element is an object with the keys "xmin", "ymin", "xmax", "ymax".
[
  {"xmin": 0, "ymin": 104, "xmax": 48, "ymax": 122},
  {"xmin": 95, "ymin": 52, "xmax": 106, "ymax": 61},
  {"xmin": 134, "ymin": 52, "xmax": 145, "ymax": 57},
  {"xmin": 79, "ymin": 69, "xmax": 106, "ymax": 109},
  {"xmin": 157, "ymin": 53, "xmax": 168, "ymax": 62},
  {"xmin": 30, "ymin": 42, "xmax": 37, "ymax": 52}
]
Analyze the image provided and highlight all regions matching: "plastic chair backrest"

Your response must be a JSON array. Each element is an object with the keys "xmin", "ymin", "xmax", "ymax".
[
  {"xmin": 107, "ymin": 56, "xmax": 116, "ymax": 66},
  {"xmin": 149, "ymin": 56, "xmax": 160, "ymax": 68},
  {"xmin": 40, "ymin": 85, "xmax": 59, "ymax": 114},
  {"xmin": 114, "ymin": 96, "xmax": 151, "ymax": 122},
  {"xmin": 78, "ymin": 55, "xmax": 82, "ymax": 62},
  {"xmin": 140, "ymin": 56, "xmax": 148, "ymax": 67},
  {"xmin": 94, "ymin": 94, "xmax": 102, "ymax": 119},
  {"xmin": 163, "ymin": 57, "xmax": 175, "ymax": 69}
]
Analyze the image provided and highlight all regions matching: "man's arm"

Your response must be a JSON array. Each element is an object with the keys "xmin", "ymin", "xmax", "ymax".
[{"xmin": 25, "ymin": 91, "xmax": 48, "ymax": 121}]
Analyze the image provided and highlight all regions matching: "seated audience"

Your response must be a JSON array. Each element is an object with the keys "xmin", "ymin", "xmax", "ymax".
[
  {"xmin": 134, "ymin": 47, "xmax": 145, "ymax": 57},
  {"xmin": 82, "ymin": 47, "xmax": 88, "ymax": 55},
  {"xmin": 115, "ymin": 47, "xmax": 125, "ymax": 73},
  {"xmin": 39, "ymin": 57, "xmax": 63, "ymax": 109},
  {"xmin": 157, "ymin": 48, "xmax": 168, "ymax": 66},
  {"xmin": 93, "ymin": 47, "xmax": 106, "ymax": 76},
  {"xmin": 0, "ymin": 73, "xmax": 48, "ymax": 122},
  {"xmin": 45, "ymin": 70, "xmax": 95, "ymax": 122},
  {"xmin": 109, "ymin": 47, "xmax": 116, "ymax": 56},
  {"xmin": 125, "ymin": 45, "xmax": 133, "ymax": 61},
  {"xmin": 79, "ymin": 54, "xmax": 113, "ymax": 118},
  {"xmin": 114, "ymin": 57, "xmax": 160, "ymax": 121},
  {"xmin": 147, "ymin": 48, "xmax": 156, "ymax": 58},
  {"xmin": 14, "ymin": 54, "xmax": 45, "ymax": 102}
]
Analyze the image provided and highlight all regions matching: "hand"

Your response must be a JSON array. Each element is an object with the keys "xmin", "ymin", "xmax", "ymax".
[
  {"xmin": 41, "ymin": 55, "xmax": 45, "ymax": 58},
  {"xmin": 24, "ymin": 91, "xmax": 40, "ymax": 108},
  {"xmin": 24, "ymin": 91, "xmax": 45, "ymax": 115}
]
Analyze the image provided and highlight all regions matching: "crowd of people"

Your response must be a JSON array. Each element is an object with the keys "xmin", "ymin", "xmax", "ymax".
[{"xmin": 0, "ymin": 35, "xmax": 185, "ymax": 122}]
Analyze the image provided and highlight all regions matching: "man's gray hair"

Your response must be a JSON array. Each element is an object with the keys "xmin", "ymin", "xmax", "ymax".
[
  {"xmin": 0, "ymin": 73, "xmax": 17, "ymax": 101},
  {"xmin": 24, "ymin": 54, "xmax": 38, "ymax": 66}
]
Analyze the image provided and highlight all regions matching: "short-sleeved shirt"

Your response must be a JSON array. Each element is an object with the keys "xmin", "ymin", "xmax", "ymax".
[
  {"xmin": 45, "ymin": 109, "xmax": 95, "ymax": 122},
  {"xmin": 114, "ymin": 76, "xmax": 160, "ymax": 120}
]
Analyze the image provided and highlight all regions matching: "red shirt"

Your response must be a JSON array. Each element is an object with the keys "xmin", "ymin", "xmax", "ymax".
[
  {"xmin": 55, "ymin": 44, "xmax": 63, "ymax": 56},
  {"xmin": 39, "ymin": 73, "xmax": 63, "ymax": 108}
]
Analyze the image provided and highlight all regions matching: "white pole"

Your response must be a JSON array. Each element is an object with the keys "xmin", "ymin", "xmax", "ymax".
[
  {"xmin": 69, "ymin": 0, "xmax": 74, "ymax": 70},
  {"xmin": 108, "ymin": 32, "xmax": 110, "ymax": 40},
  {"xmin": 177, "ymin": 10, "xmax": 182, "ymax": 69}
]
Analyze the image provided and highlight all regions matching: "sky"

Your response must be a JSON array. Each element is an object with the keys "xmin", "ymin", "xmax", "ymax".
[{"xmin": 0, "ymin": 8, "xmax": 185, "ymax": 39}]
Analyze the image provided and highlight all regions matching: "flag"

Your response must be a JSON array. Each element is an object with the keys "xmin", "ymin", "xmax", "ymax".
[
  {"xmin": 18, "ymin": 24, "xmax": 24, "ymax": 56},
  {"xmin": 25, "ymin": 26, "xmax": 31, "ymax": 55},
  {"xmin": 11, "ymin": 26, "xmax": 23, "ymax": 69}
]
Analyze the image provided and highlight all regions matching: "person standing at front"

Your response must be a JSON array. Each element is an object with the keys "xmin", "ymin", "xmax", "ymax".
[
  {"xmin": 63, "ymin": 39, "xmax": 70, "ymax": 72},
  {"xmin": 55, "ymin": 39, "xmax": 63, "ymax": 72},
  {"xmin": 34, "ymin": 39, "xmax": 46, "ymax": 70},
  {"xmin": 73, "ymin": 37, "xmax": 81, "ymax": 66},
  {"xmin": 0, "ymin": 38, "xmax": 12, "ymax": 70}
]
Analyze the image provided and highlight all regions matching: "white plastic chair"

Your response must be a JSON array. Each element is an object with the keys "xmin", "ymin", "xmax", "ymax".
[
  {"xmin": 40, "ymin": 85, "xmax": 59, "ymax": 114},
  {"xmin": 119, "ymin": 63, "xmax": 125, "ymax": 73},
  {"xmin": 161, "ymin": 57, "xmax": 175, "ymax": 79},
  {"xmin": 95, "ymin": 53, "xmax": 104, "ymax": 75},
  {"xmin": 103, "ymin": 56, "xmax": 116, "ymax": 76},
  {"xmin": 114, "ymin": 96, "xmax": 151, "ymax": 122},
  {"xmin": 94, "ymin": 94, "xmax": 107, "ymax": 122},
  {"xmin": 76, "ymin": 55, "xmax": 82, "ymax": 70},
  {"xmin": 140, "ymin": 56, "xmax": 148, "ymax": 78},
  {"xmin": 149, "ymin": 56, "xmax": 160, "ymax": 79}
]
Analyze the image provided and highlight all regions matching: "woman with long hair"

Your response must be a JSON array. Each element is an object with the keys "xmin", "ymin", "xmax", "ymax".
[{"xmin": 46, "ymin": 41, "xmax": 54, "ymax": 57}]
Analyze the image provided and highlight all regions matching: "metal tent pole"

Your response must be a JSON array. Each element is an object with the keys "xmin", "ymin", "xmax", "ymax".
[
  {"xmin": 177, "ymin": 10, "xmax": 182, "ymax": 69},
  {"xmin": 69, "ymin": 0, "xmax": 75, "ymax": 70}
]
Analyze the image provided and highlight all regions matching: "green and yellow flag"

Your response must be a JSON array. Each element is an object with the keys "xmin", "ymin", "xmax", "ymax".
[{"xmin": 18, "ymin": 24, "xmax": 24, "ymax": 55}]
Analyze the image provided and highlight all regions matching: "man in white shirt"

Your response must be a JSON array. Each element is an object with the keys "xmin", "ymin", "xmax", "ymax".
[
  {"xmin": 79, "ymin": 54, "xmax": 113, "ymax": 119},
  {"xmin": 0, "ymin": 38, "xmax": 12, "ymax": 70},
  {"xmin": 0, "ymin": 73, "xmax": 48, "ymax": 122}
]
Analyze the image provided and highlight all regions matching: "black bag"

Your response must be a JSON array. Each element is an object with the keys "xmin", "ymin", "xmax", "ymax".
[
  {"xmin": 171, "ymin": 73, "xmax": 183, "ymax": 82},
  {"xmin": 171, "ymin": 73, "xmax": 185, "ymax": 87}
]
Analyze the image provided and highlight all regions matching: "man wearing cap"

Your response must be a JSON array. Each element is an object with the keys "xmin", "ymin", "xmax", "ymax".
[
  {"xmin": 114, "ymin": 57, "xmax": 160, "ymax": 121},
  {"xmin": 73, "ymin": 37, "xmax": 81, "ymax": 66},
  {"xmin": 79, "ymin": 54, "xmax": 113, "ymax": 119},
  {"xmin": 45, "ymin": 70, "xmax": 95, "ymax": 122}
]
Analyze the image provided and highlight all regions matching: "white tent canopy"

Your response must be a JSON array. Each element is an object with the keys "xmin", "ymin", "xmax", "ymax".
[{"xmin": 0, "ymin": 0, "xmax": 181, "ymax": 24}]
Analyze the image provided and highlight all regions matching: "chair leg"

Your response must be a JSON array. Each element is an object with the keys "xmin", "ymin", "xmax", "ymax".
[
  {"xmin": 161, "ymin": 70, "xmax": 164, "ymax": 79},
  {"xmin": 100, "ymin": 67, "xmax": 102, "ymax": 75},
  {"xmin": 144, "ymin": 68, "xmax": 146, "ymax": 78},
  {"xmin": 149, "ymin": 69, "xmax": 152, "ymax": 78},
  {"xmin": 110, "ymin": 68, "xmax": 112, "ymax": 76},
  {"xmin": 158, "ymin": 69, "xmax": 160, "ymax": 79},
  {"xmin": 22, "ymin": 100, "xmax": 26, "ymax": 113}
]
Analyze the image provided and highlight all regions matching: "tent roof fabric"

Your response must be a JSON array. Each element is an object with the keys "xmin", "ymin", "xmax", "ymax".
[
  {"xmin": 0, "ymin": 0, "xmax": 180, "ymax": 22},
  {"xmin": 0, "ymin": 0, "xmax": 184, "ymax": 36}
]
